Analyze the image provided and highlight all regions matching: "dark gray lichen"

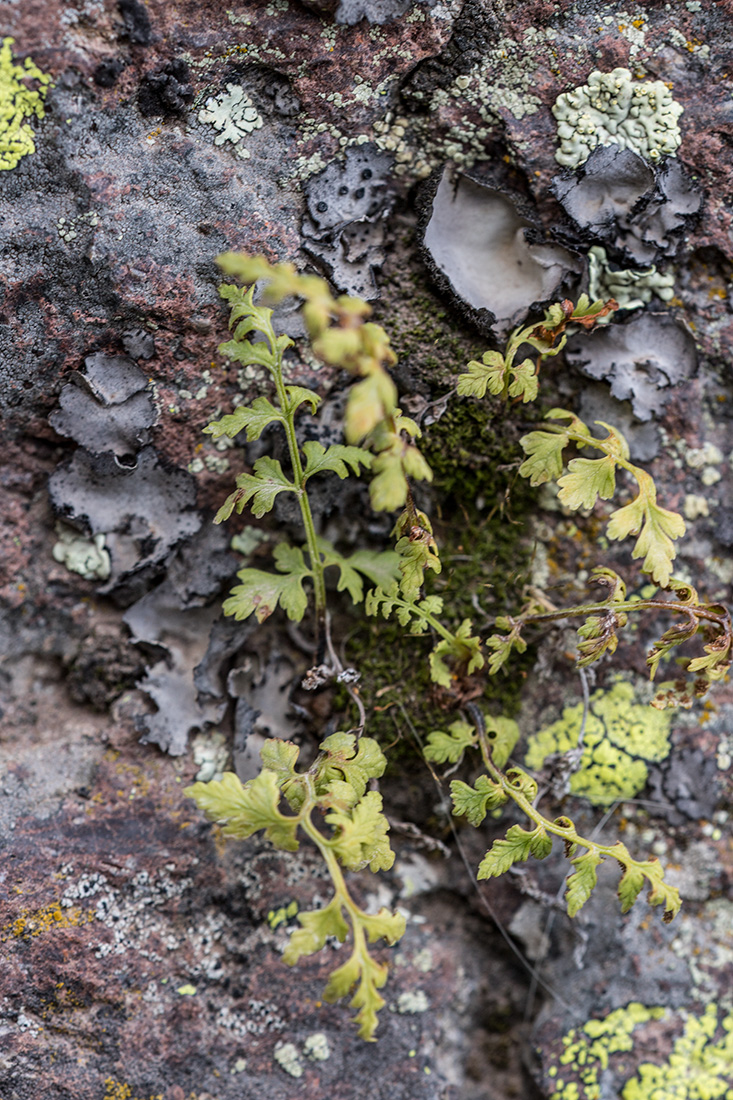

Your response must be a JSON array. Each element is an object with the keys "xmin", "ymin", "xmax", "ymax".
[
  {"xmin": 647, "ymin": 748, "xmax": 722, "ymax": 826},
  {"xmin": 300, "ymin": 0, "xmax": 423, "ymax": 23},
  {"xmin": 122, "ymin": 526, "xmax": 238, "ymax": 755},
  {"xmin": 618, "ymin": 158, "xmax": 704, "ymax": 264},
  {"xmin": 118, "ymin": 0, "xmax": 152, "ymax": 46},
  {"xmin": 48, "ymin": 446, "xmax": 201, "ymax": 595},
  {"xmin": 553, "ymin": 145, "xmax": 703, "ymax": 265},
  {"xmin": 137, "ymin": 60, "xmax": 193, "ymax": 118},
  {"xmin": 420, "ymin": 166, "xmax": 580, "ymax": 337},
  {"xmin": 577, "ymin": 384, "xmax": 660, "ymax": 462},
  {"xmin": 49, "ymin": 353, "xmax": 156, "ymax": 458},
  {"xmin": 553, "ymin": 145, "xmax": 655, "ymax": 237},
  {"xmin": 302, "ymin": 145, "xmax": 394, "ymax": 299},
  {"xmin": 565, "ymin": 313, "xmax": 697, "ymax": 421},
  {"xmin": 124, "ymin": 590, "xmax": 224, "ymax": 755}
]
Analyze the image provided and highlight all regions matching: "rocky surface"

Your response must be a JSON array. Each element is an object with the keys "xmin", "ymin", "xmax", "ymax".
[{"xmin": 2, "ymin": 2, "xmax": 733, "ymax": 1098}]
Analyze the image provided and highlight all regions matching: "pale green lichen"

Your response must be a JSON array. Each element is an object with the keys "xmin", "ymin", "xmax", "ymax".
[
  {"xmin": 274, "ymin": 1041, "xmax": 303, "ymax": 1078},
  {"xmin": 546, "ymin": 1003, "xmax": 733, "ymax": 1100},
  {"xmin": 0, "ymin": 36, "xmax": 53, "ymax": 170},
  {"xmin": 52, "ymin": 524, "xmax": 111, "ymax": 581},
  {"xmin": 57, "ymin": 211, "xmax": 99, "ymax": 243},
  {"xmin": 198, "ymin": 84, "xmax": 263, "ymax": 157},
  {"xmin": 191, "ymin": 730, "xmax": 229, "ymax": 782},
  {"xmin": 553, "ymin": 68, "xmax": 683, "ymax": 168},
  {"xmin": 303, "ymin": 1032, "xmax": 330, "ymax": 1062},
  {"xmin": 524, "ymin": 681, "xmax": 672, "ymax": 804},
  {"xmin": 588, "ymin": 245, "xmax": 675, "ymax": 312},
  {"xmin": 396, "ymin": 990, "xmax": 430, "ymax": 1014}
]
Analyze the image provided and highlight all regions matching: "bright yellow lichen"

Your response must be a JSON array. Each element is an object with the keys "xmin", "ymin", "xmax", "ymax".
[
  {"xmin": 545, "ymin": 1003, "xmax": 733, "ymax": 1100},
  {"xmin": 525, "ymin": 681, "xmax": 672, "ymax": 804},
  {"xmin": 0, "ymin": 37, "xmax": 53, "ymax": 170}
]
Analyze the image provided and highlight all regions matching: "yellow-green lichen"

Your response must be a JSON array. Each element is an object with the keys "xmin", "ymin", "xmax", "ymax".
[
  {"xmin": 545, "ymin": 1003, "xmax": 733, "ymax": 1100},
  {"xmin": 624, "ymin": 1004, "xmax": 733, "ymax": 1100},
  {"xmin": 267, "ymin": 900, "xmax": 298, "ymax": 929},
  {"xmin": 525, "ymin": 682, "xmax": 672, "ymax": 804},
  {"xmin": 0, "ymin": 37, "xmax": 53, "ymax": 170},
  {"xmin": 547, "ymin": 1003, "xmax": 665, "ymax": 1100}
]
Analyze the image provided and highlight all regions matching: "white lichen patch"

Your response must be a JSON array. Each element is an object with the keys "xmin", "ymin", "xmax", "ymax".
[
  {"xmin": 588, "ymin": 245, "xmax": 675, "ymax": 311},
  {"xmin": 395, "ymin": 990, "xmax": 430, "ymax": 1014},
  {"xmin": 412, "ymin": 948, "xmax": 435, "ymax": 973},
  {"xmin": 198, "ymin": 84, "xmax": 263, "ymax": 157},
  {"xmin": 274, "ymin": 1041, "xmax": 303, "ymax": 1078},
  {"xmin": 83, "ymin": 867, "xmax": 193, "ymax": 960},
  {"xmin": 685, "ymin": 442, "xmax": 724, "ymax": 469},
  {"xmin": 303, "ymin": 1032, "xmax": 330, "ymax": 1061},
  {"xmin": 52, "ymin": 523, "xmax": 111, "ymax": 581},
  {"xmin": 553, "ymin": 68, "xmax": 683, "ymax": 168},
  {"xmin": 683, "ymin": 494, "xmax": 710, "ymax": 520},
  {"xmin": 191, "ymin": 730, "xmax": 229, "ymax": 782},
  {"xmin": 454, "ymin": 34, "xmax": 544, "ymax": 124},
  {"xmin": 701, "ymin": 466, "xmax": 721, "ymax": 487}
]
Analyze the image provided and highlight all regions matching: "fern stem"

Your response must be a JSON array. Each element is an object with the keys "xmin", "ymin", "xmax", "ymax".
[
  {"xmin": 270, "ymin": 343, "xmax": 328, "ymax": 637},
  {"xmin": 474, "ymin": 727, "xmax": 640, "ymax": 863},
  {"xmin": 517, "ymin": 599, "xmax": 728, "ymax": 629},
  {"xmin": 301, "ymin": 811, "xmax": 371, "ymax": 942}
]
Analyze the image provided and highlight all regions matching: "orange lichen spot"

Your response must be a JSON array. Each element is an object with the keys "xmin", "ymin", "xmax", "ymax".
[
  {"xmin": 2, "ymin": 902, "xmax": 95, "ymax": 942},
  {"xmin": 632, "ymin": 18, "xmax": 645, "ymax": 27},
  {"xmin": 618, "ymin": 23, "xmax": 627, "ymax": 31},
  {"xmin": 104, "ymin": 1077, "xmax": 163, "ymax": 1100}
]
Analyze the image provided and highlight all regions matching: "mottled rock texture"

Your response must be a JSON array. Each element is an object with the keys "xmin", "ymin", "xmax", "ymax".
[{"xmin": 2, "ymin": 2, "xmax": 733, "ymax": 1098}]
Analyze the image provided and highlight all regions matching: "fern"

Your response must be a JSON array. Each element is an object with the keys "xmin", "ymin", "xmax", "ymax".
[
  {"xmin": 186, "ymin": 734, "xmax": 403, "ymax": 1040},
  {"xmin": 182, "ymin": 261, "xmax": 727, "ymax": 1041}
]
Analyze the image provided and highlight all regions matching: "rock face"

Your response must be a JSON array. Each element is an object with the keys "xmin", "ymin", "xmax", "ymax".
[{"xmin": 2, "ymin": 2, "xmax": 733, "ymax": 1099}]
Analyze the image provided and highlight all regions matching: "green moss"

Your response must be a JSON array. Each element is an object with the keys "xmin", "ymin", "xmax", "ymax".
[
  {"xmin": 544, "ymin": 1003, "xmax": 733, "ymax": 1100},
  {"xmin": 346, "ymin": 401, "xmax": 536, "ymax": 748},
  {"xmin": 357, "ymin": 244, "xmax": 537, "ymax": 744},
  {"xmin": 525, "ymin": 682, "xmax": 673, "ymax": 805},
  {"xmin": 0, "ymin": 37, "xmax": 53, "ymax": 170}
]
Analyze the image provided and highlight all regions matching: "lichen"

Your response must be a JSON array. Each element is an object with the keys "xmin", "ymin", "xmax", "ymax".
[
  {"xmin": 303, "ymin": 1032, "xmax": 331, "ymax": 1061},
  {"xmin": 588, "ymin": 245, "xmax": 675, "ymax": 312},
  {"xmin": 56, "ymin": 210, "xmax": 99, "ymax": 243},
  {"xmin": 274, "ymin": 1041, "xmax": 304, "ymax": 1078},
  {"xmin": 198, "ymin": 83, "xmax": 263, "ymax": 157},
  {"xmin": 1, "ymin": 902, "xmax": 95, "ymax": 942},
  {"xmin": 267, "ymin": 900, "xmax": 298, "ymax": 930},
  {"xmin": 103, "ymin": 1080, "xmax": 163, "ymax": 1100},
  {"xmin": 544, "ymin": 1003, "xmax": 733, "ymax": 1100},
  {"xmin": 396, "ymin": 990, "xmax": 430, "ymax": 1014},
  {"xmin": 525, "ymin": 681, "xmax": 673, "ymax": 804},
  {"xmin": 623, "ymin": 1005, "xmax": 733, "ymax": 1099},
  {"xmin": 52, "ymin": 523, "xmax": 111, "ymax": 581},
  {"xmin": 191, "ymin": 730, "xmax": 229, "ymax": 782},
  {"xmin": 553, "ymin": 68, "xmax": 683, "ymax": 169},
  {"xmin": 0, "ymin": 36, "xmax": 53, "ymax": 170}
]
